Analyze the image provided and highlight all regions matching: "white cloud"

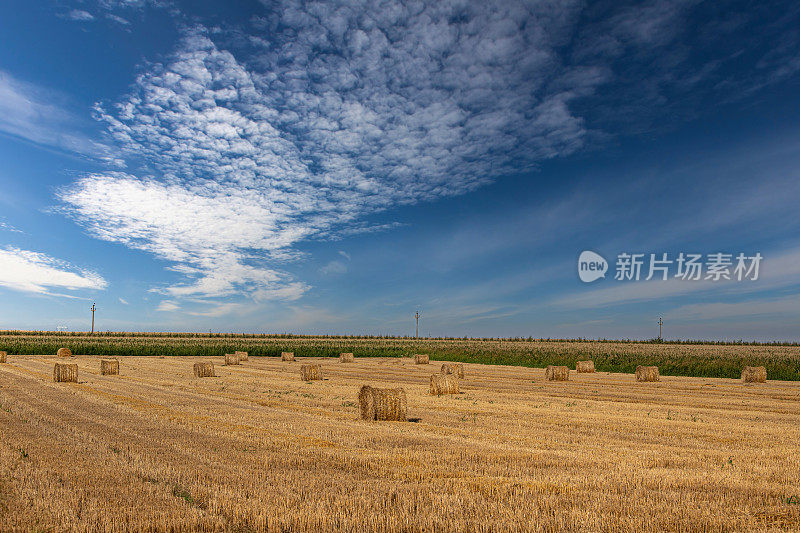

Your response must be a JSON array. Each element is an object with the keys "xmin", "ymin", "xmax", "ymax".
[
  {"xmin": 156, "ymin": 300, "xmax": 180, "ymax": 312},
  {"xmin": 338, "ymin": 250, "xmax": 350, "ymax": 261},
  {"xmin": 106, "ymin": 14, "xmax": 131, "ymax": 25},
  {"xmin": 319, "ymin": 260, "xmax": 347, "ymax": 276},
  {"xmin": 60, "ymin": 5, "xmax": 596, "ymax": 303},
  {"xmin": 59, "ymin": 173, "xmax": 310, "ymax": 300},
  {"xmin": 0, "ymin": 221, "xmax": 22, "ymax": 233},
  {"xmin": 65, "ymin": 10, "xmax": 96, "ymax": 21},
  {"xmin": 0, "ymin": 71, "xmax": 110, "ymax": 159},
  {"xmin": 0, "ymin": 247, "xmax": 107, "ymax": 295},
  {"xmin": 118, "ymin": 297, "xmax": 129, "ymax": 304}
]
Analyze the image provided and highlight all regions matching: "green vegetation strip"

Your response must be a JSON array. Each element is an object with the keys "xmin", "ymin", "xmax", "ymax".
[{"xmin": 2, "ymin": 332, "xmax": 799, "ymax": 381}]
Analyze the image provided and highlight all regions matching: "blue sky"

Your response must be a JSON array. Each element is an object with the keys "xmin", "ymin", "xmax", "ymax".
[{"xmin": 1, "ymin": 0, "xmax": 799, "ymax": 339}]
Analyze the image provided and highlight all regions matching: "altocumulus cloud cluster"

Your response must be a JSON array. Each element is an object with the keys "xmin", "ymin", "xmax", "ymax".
[{"xmin": 59, "ymin": 0, "xmax": 597, "ymax": 305}]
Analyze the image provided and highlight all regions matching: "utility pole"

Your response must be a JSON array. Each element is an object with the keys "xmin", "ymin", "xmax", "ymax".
[
  {"xmin": 90, "ymin": 303, "xmax": 96, "ymax": 335},
  {"xmin": 658, "ymin": 317, "xmax": 662, "ymax": 341},
  {"xmin": 415, "ymin": 311, "xmax": 420, "ymax": 338}
]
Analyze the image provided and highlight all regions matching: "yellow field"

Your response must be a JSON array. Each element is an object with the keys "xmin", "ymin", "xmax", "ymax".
[{"xmin": 1, "ymin": 355, "xmax": 799, "ymax": 532}]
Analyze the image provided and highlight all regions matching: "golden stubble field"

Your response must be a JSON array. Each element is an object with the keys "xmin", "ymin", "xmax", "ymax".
[{"xmin": 1, "ymin": 354, "xmax": 799, "ymax": 532}]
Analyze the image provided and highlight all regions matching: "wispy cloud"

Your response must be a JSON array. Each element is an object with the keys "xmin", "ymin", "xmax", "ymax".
[
  {"xmin": 63, "ymin": 9, "xmax": 96, "ymax": 21},
  {"xmin": 0, "ymin": 247, "xmax": 107, "ymax": 295},
  {"xmin": 0, "ymin": 71, "xmax": 112, "ymax": 160},
  {"xmin": 0, "ymin": 221, "xmax": 22, "ymax": 233},
  {"xmin": 664, "ymin": 295, "xmax": 800, "ymax": 321},
  {"xmin": 156, "ymin": 300, "xmax": 180, "ymax": 312},
  {"xmin": 106, "ymin": 14, "xmax": 131, "ymax": 26},
  {"xmin": 319, "ymin": 260, "xmax": 347, "ymax": 276}
]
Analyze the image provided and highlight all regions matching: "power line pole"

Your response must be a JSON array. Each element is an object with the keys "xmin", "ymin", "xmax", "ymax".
[
  {"xmin": 90, "ymin": 303, "xmax": 96, "ymax": 334},
  {"xmin": 658, "ymin": 317, "xmax": 662, "ymax": 341},
  {"xmin": 415, "ymin": 311, "xmax": 420, "ymax": 338}
]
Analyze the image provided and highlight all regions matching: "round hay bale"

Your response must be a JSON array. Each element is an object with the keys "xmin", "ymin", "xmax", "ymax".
[
  {"xmin": 234, "ymin": 351, "xmax": 248, "ymax": 361},
  {"xmin": 545, "ymin": 365, "xmax": 569, "ymax": 381},
  {"xmin": 224, "ymin": 353, "xmax": 240, "ymax": 366},
  {"xmin": 54, "ymin": 363, "xmax": 78, "ymax": 383},
  {"xmin": 741, "ymin": 366, "xmax": 767, "ymax": 383},
  {"xmin": 281, "ymin": 351, "xmax": 295, "ymax": 362},
  {"xmin": 576, "ymin": 360, "xmax": 595, "ymax": 373},
  {"xmin": 430, "ymin": 373, "xmax": 459, "ymax": 395},
  {"xmin": 414, "ymin": 354, "xmax": 429, "ymax": 365},
  {"xmin": 358, "ymin": 385, "xmax": 407, "ymax": 421},
  {"xmin": 300, "ymin": 364, "xmax": 322, "ymax": 381},
  {"xmin": 0, "ymin": 351, "xmax": 6, "ymax": 363},
  {"xmin": 636, "ymin": 365, "xmax": 660, "ymax": 382},
  {"xmin": 57, "ymin": 347, "xmax": 72, "ymax": 357},
  {"xmin": 339, "ymin": 352, "xmax": 354, "ymax": 363},
  {"xmin": 440, "ymin": 363, "xmax": 464, "ymax": 379},
  {"xmin": 100, "ymin": 359, "xmax": 119, "ymax": 375},
  {"xmin": 193, "ymin": 361, "xmax": 215, "ymax": 378}
]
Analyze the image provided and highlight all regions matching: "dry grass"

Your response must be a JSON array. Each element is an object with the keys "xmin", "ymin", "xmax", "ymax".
[
  {"xmin": 100, "ymin": 359, "xmax": 119, "ymax": 376},
  {"xmin": 281, "ymin": 351, "xmax": 295, "ymax": 362},
  {"xmin": 235, "ymin": 351, "xmax": 248, "ymax": 361},
  {"xmin": 576, "ymin": 360, "xmax": 595, "ymax": 373},
  {"xmin": 636, "ymin": 366, "xmax": 660, "ymax": 382},
  {"xmin": 224, "ymin": 353, "xmax": 240, "ymax": 366},
  {"xmin": 300, "ymin": 364, "xmax": 322, "ymax": 381},
  {"xmin": 441, "ymin": 362, "xmax": 464, "ymax": 378},
  {"xmin": 2, "ymin": 354, "xmax": 800, "ymax": 531},
  {"xmin": 429, "ymin": 373, "xmax": 459, "ymax": 395},
  {"xmin": 193, "ymin": 361, "xmax": 215, "ymax": 377},
  {"xmin": 742, "ymin": 366, "xmax": 767, "ymax": 383},
  {"xmin": 53, "ymin": 362, "xmax": 77, "ymax": 382},
  {"xmin": 545, "ymin": 365, "xmax": 569, "ymax": 381},
  {"xmin": 414, "ymin": 353, "xmax": 429, "ymax": 364},
  {"xmin": 339, "ymin": 352, "xmax": 354, "ymax": 363},
  {"xmin": 56, "ymin": 347, "xmax": 72, "ymax": 357}
]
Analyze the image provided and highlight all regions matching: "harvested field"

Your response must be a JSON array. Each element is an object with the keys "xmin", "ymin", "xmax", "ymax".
[{"xmin": 1, "ymin": 354, "xmax": 799, "ymax": 531}]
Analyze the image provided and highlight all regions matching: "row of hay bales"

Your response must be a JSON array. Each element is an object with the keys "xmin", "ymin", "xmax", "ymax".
[
  {"xmin": 41, "ymin": 347, "xmax": 770, "ymax": 415},
  {"xmin": 51, "ymin": 358, "xmax": 119, "ymax": 382},
  {"xmin": 544, "ymin": 361, "xmax": 768, "ymax": 384},
  {"xmin": 191, "ymin": 351, "xmax": 354, "ymax": 380}
]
